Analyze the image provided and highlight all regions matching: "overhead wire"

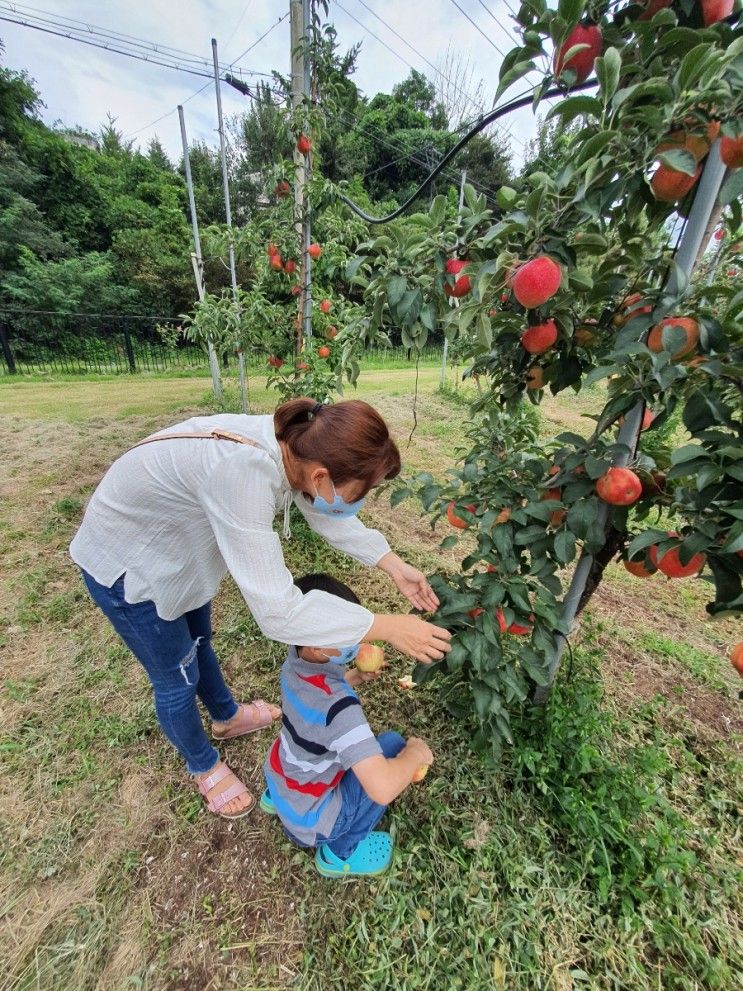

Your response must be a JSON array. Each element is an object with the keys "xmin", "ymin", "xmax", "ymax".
[
  {"xmin": 336, "ymin": 0, "xmax": 524, "ymax": 164},
  {"xmin": 3, "ymin": 0, "xmax": 221, "ymax": 69},
  {"xmin": 475, "ymin": 0, "xmax": 521, "ymax": 45},
  {"xmin": 223, "ymin": 1, "xmax": 253, "ymax": 55},
  {"xmin": 229, "ymin": 11, "xmax": 289, "ymax": 68},
  {"xmin": 0, "ymin": 2, "xmax": 273, "ymax": 78},
  {"xmin": 446, "ymin": 0, "xmax": 508, "ymax": 58},
  {"xmin": 348, "ymin": 0, "xmax": 524, "ymax": 150},
  {"xmin": 122, "ymin": 14, "xmax": 290, "ymax": 141}
]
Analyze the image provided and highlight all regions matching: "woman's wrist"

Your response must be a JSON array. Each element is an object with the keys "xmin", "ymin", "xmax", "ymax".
[
  {"xmin": 366, "ymin": 613, "xmax": 397, "ymax": 643},
  {"xmin": 376, "ymin": 551, "xmax": 402, "ymax": 577}
]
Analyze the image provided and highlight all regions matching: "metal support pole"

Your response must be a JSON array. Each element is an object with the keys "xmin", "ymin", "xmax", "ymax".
[
  {"xmin": 179, "ymin": 104, "xmax": 222, "ymax": 400},
  {"xmin": 534, "ymin": 141, "xmax": 728, "ymax": 704},
  {"xmin": 212, "ymin": 37, "xmax": 248, "ymax": 412},
  {"xmin": 441, "ymin": 170, "xmax": 467, "ymax": 389},
  {"xmin": 291, "ymin": 0, "xmax": 312, "ymax": 354}
]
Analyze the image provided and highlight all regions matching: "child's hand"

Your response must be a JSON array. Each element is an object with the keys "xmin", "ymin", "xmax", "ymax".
[
  {"xmin": 405, "ymin": 736, "xmax": 433, "ymax": 768},
  {"xmin": 344, "ymin": 665, "xmax": 386, "ymax": 689}
]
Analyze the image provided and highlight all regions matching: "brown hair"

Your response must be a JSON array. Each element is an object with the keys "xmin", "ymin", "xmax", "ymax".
[{"xmin": 274, "ymin": 397, "xmax": 401, "ymax": 496}]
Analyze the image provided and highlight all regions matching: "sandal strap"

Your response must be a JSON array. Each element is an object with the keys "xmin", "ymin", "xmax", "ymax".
[
  {"xmin": 207, "ymin": 779, "xmax": 250, "ymax": 813},
  {"xmin": 196, "ymin": 762, "xmax": 232, "ymax": 796}
]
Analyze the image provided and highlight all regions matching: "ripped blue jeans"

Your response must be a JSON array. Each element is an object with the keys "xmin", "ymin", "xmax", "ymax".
[{"xmin": 81, "ymin": 570, "xmax": 239, "ymax": 774}]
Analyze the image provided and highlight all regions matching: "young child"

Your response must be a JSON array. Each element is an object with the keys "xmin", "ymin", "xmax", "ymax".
[{"xmin": 261, "ymin": 573, "xmax": 433, "ymax": 878}]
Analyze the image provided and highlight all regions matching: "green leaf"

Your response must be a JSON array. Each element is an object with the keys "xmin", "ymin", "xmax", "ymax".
[
  {"xmin": 575, "ymin": 130, "xmax": 615, "ymax": 167},
  {"xmin": 677, "ymin": 43, "xmax": 715, "ymax": 92},
  {"xmin": 495, "ymin": 59, "xmax": 536, "ymax": 102},
  {"xmin": 345, "ymin": 256, "xmax": 367, "ymax": 281},
  {"xmin": 546, "ymin": 95, "xmax": 602, "ymax": 123},
  {"xmin": 525, "ymin": 184, "xmax": 546, "ymax": 219},
  {"xmin": 554, "ymin": 530, "xmax": 576, "ymax": 564},
  {"xmin": 390, "ymin": 487, "xmax": 410, "ymax": 508},
  {"xmin": 657, "ymin": 148, "xmax": 698, "ymax": 177},
  {"xmin": 569, "ymin": 268, "xmax": 593, "ymax": 291},
  {"xmin": 496, "ymin": 186, "xmax": 518, "ymax": 209},
  {"xmin": 387, "ymin": 275, "xmax": 406, "ymax": 307},
  {"xmin": 627, "ymin": 529, "xmax": 667, "ymax": 559},
  {"xmin": 671, "ymin": 444, "xmax": 705, "ymax": 465},
  {"xmin": 558, "ymin": 0, "xmax": 584, "ymax": 26},
  {"xmin": 720, "ymin": 169, "xmax": 743, "ymax": 208},
  {"xmin": 595, "ymin": 47, "xmax": 621, "ymax": 101},
  {"xmin": 429, "ymin": 195, "xmax": 447, "ymax": 226}
]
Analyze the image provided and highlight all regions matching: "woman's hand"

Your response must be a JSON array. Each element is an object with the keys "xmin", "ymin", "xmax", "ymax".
[
  {"xmin": 377, "ymin": 552, "xmax": 439, "ymax": 613},
  {"xmin": 367, "ymin": 614, "xmax": 452, "ymax": 664}
]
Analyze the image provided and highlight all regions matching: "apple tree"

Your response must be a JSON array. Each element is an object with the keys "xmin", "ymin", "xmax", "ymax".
[{"xmin": 348, "ymin": 0, "xmax": 743, "ymax": 757}]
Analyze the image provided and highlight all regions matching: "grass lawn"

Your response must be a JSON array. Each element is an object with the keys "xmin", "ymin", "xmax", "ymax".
[{"xmin": 1, "ymin": 368, "xmax": 741, "ymax": 991}]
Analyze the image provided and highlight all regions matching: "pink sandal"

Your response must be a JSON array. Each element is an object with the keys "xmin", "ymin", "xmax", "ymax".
[
  {"xmin": 195, "ymin": 762, "xmax": 254, "ymax": 820},
  {"xmin": 212, "ymin": 699, "xmax": 280, "ymax": 741}
]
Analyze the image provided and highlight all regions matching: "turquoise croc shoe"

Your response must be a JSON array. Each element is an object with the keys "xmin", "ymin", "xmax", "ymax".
[
  {"xmin": 260, "ymin": 789, "xmax": 277, "ymax": 815},
  {"xmin": 315, "ymin": 831, "xmax": 393, "ymax": 878}
]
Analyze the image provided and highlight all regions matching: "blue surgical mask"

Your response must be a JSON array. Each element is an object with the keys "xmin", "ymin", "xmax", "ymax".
[
  {"xmin": 313, "ymin": 480, "xmax": 365, "ymax": 518},
  {"xmin": 321, "ymin": 643, "xmax": 361, "ymax": 665}
]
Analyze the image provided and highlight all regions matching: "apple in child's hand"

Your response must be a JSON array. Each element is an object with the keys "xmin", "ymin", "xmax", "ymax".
[
  {"xmin": 412, "ymin": 765, "xmax": 428, "ymax": 783},
  {"xmin": 355, "ymin": 644, "xmax": 385, "ymax": 673}
]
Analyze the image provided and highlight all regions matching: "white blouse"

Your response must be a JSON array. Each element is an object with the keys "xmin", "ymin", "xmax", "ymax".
[{"xmin": 69, "ymin": 413, "xmax": 391, "ymax": 646}]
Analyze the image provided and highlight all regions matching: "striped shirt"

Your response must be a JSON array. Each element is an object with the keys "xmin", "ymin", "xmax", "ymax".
[
  {"xmin": 69, "ymin": 413, "xmax": 390, "ymax": 646},
  {"xmin": 264, "ymin": 647, "xmax": 382, "ymax": 847}
]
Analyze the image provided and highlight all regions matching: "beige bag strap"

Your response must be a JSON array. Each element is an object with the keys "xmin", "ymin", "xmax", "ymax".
[{"xmin": 128, "ymin": 428, "xmax": 264, "ymax": 452}]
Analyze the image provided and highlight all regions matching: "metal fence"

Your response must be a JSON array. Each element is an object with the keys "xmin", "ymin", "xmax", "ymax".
[
  {"xmin": 0, "ymin": 313, "xmax": 206, "ymax": 376},
  {"xmin": 0, "ymin": 311, "xmax": 442, "ymax": 376}
]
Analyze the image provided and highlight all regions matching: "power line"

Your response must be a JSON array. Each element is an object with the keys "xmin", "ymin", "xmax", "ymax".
[
  {"xmin": 0, "ymin": 12, "xmax": 214, "ymax": 78},
  {"xmin": 230, "ymin": 11, "xmax": 289, "ymax": 67},
  {"xmin": 0, "ymin": 2, "xmax": 273, "ymax": 78},
  {"xmin": 123, "ymin": 81, "xmax": 212, "ymax": 140},
  {"xmin": 446, "ymin": 0, "xmax": 507, "ymax": 58},
  {"xmin": 338, "ymin": 0, "xmax": 523, "ymax": 152},
  {"xmin": 223, "ymin": 1, "xmax": 253, "ymax": 56},
  {"xmin": 123, "ymin": 15, "xmax": 289, "ymax": 142},
  {"xmin": 475, "ymin": 0, "xmax": 521, "ymax": 46},
  {"xmin": 334, "ymin": 0, "xmax": 420, "ymax": 77},
  {"xmin": 351, "ymin": 0, "xmax": 481, "ymax": 121},
  {"xmin": 3, "ymin": 0, "xmax": 220, "ymax": 69}
]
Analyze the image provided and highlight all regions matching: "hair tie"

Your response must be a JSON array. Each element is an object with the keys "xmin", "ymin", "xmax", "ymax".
[{"xmin": 310, "ymin": 402, "xmax": 323, "ymax": 419}]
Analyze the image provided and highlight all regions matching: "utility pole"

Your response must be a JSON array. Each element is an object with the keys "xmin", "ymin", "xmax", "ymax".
[
  {"xmin": 290, "ymin": 0, "xmax": 312, "ymax": 353},
  {"xmin": 178, "ymin": 104, "xmax": 222, "ymax": 400},
  {"xmin": 440, "ymin": 169, "xmax": 467, "ymax": 389},
  {"xmin": 534, "ymin": 141, "xmax": 728, "ymax": 704},
  {"xmin": 212, "ymin": 37, "xmax": 249, "ymax": 412}
]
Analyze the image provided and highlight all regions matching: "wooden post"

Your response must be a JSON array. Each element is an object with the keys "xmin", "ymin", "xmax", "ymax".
[{"xmin": 0, "ymin": 321, "xmax": 17, "ymax": 374}]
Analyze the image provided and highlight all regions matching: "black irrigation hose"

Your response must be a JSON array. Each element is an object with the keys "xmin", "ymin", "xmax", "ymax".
[{"xmin": 338, "ymin": 78, "xmax": 598, "ymax": 224}]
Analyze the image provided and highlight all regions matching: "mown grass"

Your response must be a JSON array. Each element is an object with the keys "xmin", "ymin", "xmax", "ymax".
[{"xmin": 0, "ymin": 370, "xmax": 741, "ymax": 991}]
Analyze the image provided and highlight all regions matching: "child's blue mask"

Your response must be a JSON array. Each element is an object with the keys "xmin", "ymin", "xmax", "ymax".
[
  {"xmin": 322, "ymin": 643, "xmax": 361, "ymax": 665},
  {"xmin": 313, "ymin": 480, "xmax": 365, "ymax": 518}
]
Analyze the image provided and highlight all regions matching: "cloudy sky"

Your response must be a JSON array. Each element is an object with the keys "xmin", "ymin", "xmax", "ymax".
[{"xmin": 0, "ymin": 0, "xmax": 544, "ymax": 172}]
